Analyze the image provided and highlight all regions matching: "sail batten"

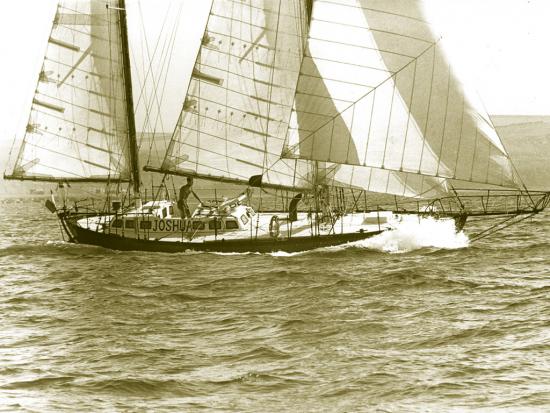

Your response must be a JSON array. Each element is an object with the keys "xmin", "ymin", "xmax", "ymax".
[
  {"xmin": 48, "ymin": 36, "xmax": 80, "ymax": 52},
  {"xmin": 282, "ymin": 0, "xmax": 518, "ymax": 190},
  {"xmin": 7, "ymin": 0, "xmax": 133, "ymax": 183},
  {"xmin": 32, "ymin": 98, "xmax": 65, "ymax": 113}
]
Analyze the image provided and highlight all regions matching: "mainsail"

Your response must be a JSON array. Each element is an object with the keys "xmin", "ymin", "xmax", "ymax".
[
  {"xmin": 157, "ymin": 0, "xmax": 314, "ymax": 190},
  {"xmin": 282, "ymin": 0, "xmax": 518, "ymax": 189},
  {"xmin": 6, "ymin": 0, "xmax": 135, "ymax": 183}
]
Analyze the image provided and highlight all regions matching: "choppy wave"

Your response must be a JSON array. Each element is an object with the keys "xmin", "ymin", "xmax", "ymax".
[
  {"xmin": 80, "ymin": 378, "xmax": 194, "ymax": 396},
  {"xmin": 1, "ymin": 376, "xmax": 75, "ymax": 390}
]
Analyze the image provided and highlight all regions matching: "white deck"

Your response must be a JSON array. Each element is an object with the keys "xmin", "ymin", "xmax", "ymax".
[{"xmin": 76, "ymin": 207, "xmax": 398, "ymax": 243}]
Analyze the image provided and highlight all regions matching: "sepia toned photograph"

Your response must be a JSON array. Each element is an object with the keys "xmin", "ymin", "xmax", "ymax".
[{"xmin": 0, "ymin": 0, "xmax": 549, "ymax": 411}]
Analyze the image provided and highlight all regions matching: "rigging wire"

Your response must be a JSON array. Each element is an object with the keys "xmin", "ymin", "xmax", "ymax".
[
  {"xmin": 474, "ymin": 90, "xmax": 536, "ymax": 206},
  {"xmin": 132, "ymin": 0, "xmax": 177, "ymax": 164},
  {"xmin": 138, "ymin": 3, "xmax": 180, "ymax": 136},
  {"xmin": 143, "ymin": 4, "xmax": 184, "ymax": 164}
]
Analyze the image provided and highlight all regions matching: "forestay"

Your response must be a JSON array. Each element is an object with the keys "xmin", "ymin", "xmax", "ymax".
[
  {"xmin": 282, "ymin": 0, "xmax": 518, "ymax": 189},
  {"xmin": 160, "ymin": 0, "xmax": 313, "ymax": 190},
  {"xmin": 7, "ymin": 0, "xmax": 132, "ymax": 182}
]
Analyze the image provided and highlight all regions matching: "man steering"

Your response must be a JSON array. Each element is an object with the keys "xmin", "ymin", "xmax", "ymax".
[{"xmin": 177, "ymin": 177, "xmax": 201, "ymax": 218}]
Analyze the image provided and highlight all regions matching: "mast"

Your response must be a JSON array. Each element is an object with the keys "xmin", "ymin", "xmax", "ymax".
[{"xmin": 117, "ymin": 0, "xmax": 140, "ymax": 195}]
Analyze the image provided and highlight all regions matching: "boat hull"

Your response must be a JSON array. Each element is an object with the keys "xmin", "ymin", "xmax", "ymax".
[{"xmin": 64, "ymin": 216, "xmax": 384, "ymax": 253}]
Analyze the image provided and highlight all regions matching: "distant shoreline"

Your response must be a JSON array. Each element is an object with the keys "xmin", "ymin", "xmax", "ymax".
[{"xmin": 492, "ymin": 115, "xmax": 550, "ymax": 127}]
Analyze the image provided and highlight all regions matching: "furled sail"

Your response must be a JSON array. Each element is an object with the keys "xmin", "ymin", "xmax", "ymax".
[
  {"xmin": 158, "ymin": 0, "xmax": 313, "ymax": 190},
  {"xmin": 6, "ymin": 0, "xmax": 133, "ymax": 182},
  {"xmin": 282, "ymin": 0, "xmax": 518, "ymax": 189}
]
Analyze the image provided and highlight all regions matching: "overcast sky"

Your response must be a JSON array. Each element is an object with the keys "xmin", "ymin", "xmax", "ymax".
[{"xmin": 0, "ymin": 0, "xmax": 548, "ymax": 150}]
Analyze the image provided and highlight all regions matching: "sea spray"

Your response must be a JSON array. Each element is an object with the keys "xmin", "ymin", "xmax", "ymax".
[{"xmin": 354, "ymin": 216, "xmax": 469, "ymax": 253}]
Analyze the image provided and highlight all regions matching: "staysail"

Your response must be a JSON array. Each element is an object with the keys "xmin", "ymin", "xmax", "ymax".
[
  {"xmin": 156, "ymin": 0, "xmax": 314, "ymax": 190},
  {"xmin": 282, "ymin": 0, "xmax": 518, "ymax": 189},
  {"xmin": 6, "ymin": 0, "xmax": 135, "ymax": 183}
]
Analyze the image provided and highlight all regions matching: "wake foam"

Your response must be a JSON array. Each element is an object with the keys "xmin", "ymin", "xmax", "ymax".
[
  {"xmin": 352, "ymin": 216, "xmax": 469, "ymax": 253},
  {"xmin": 269, "ymin": 250, "xmax": 304, "ymax": 257},
  {"xmin": 200, "ymin": 216, "xmax": 469, "ymax": 257}
]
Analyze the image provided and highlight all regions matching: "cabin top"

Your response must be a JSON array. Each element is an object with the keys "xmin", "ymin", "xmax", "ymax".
[
  {"xmin": 126, "ymin": 200, "xmax": 175, "ymax": 219},
  {"xmin": 111, "ymin": 200, "xmax": 255, "ymax": 233}
]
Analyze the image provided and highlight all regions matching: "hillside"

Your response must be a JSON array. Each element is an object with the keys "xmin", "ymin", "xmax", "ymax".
[{"xmin": 493, "ymin": 115, "xmax": 550, "ymax": 191}]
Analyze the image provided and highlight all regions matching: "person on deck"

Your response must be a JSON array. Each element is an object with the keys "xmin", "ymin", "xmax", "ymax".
[{"xmin": 177, "ymin": 177, "xmax": 201, "ymax": 218}]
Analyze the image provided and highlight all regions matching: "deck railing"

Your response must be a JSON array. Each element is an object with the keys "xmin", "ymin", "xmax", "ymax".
[{"xmin": 360, "ymin": 190, "xmax": 550, "ymax": 218}]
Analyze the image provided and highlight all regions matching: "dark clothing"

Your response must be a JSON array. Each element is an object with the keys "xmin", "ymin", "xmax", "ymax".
[
  {"xmin": 288, "ymin": 193, "xmax": 303, "ymax": 222},
  {"xmin": 178, "ymin": 184, "xmax": 193, "ymax": 218}
]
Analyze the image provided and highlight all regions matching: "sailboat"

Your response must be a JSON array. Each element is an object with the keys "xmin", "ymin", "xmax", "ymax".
[{"xmin": 4, "ymin": 0, "xmax": 549, "ymax": 253}]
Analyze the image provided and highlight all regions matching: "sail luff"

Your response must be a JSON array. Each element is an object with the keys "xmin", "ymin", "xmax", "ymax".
[{"xmin": 117, "ymin": 0, "xmax": 140, "ymax": 193}]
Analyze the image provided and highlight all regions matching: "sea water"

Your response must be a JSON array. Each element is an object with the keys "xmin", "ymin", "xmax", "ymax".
[{"xmin": 0, "ymin": 200, "xmax": 548, "ymax": 412}]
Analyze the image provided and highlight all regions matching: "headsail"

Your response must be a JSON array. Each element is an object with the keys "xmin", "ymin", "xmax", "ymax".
[
  {"xmin": 325, "ymin": 164, "xmax": 447, "ymax": 198},
  {"xmin": 157, "ymin": 0, "xmax": 313, "ymax": 191},
  {"xmin": 6, "ymin": 0, "xmax": 134, "ymax": 182},
  {"xmin": 282, "ymin": 0, "xmax": 518, "ymax": 189}
]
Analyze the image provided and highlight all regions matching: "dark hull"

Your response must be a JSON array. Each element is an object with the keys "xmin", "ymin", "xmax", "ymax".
[{"xmin": 64, "ymin": 217, "xmax": 384, "ymax": 253}]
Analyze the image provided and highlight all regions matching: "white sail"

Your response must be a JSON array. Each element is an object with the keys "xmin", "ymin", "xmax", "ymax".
[
  {"xmin": 160, "ymin": 0, "xmax": 313, "ymax": 190},
  {"xmin": 7, "ymin": 0, "xmax": 132, "ymax": 182},
  {"xmin": 282, "ymin": 0, "xmax": 518, "ymax": 189},
  {"xmin": 324, "ymin": 164, "xmax": 446, "ymax": 198}
]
